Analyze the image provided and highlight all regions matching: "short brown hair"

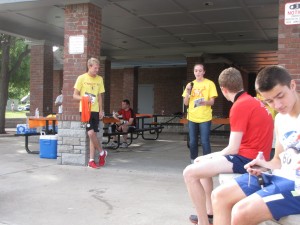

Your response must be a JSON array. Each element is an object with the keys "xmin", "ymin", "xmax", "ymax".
[
  {"xmin": 218, "ymin": 67, "xmax": 243, "ymax": 92},
  {"xmin": 256, "ymin": 65, "xmax": 292, "ymax": 92}
]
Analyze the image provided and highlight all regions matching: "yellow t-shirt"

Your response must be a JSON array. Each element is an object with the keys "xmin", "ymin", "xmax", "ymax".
[
  {"xmin": 74, "ymin": 73, "xmax": 105, "ymax": 112},
  {"xmin": 182, "ymin": 78, "xmax": 218, "ymax": 123},
  {"xmin": 256, "ymin": 93, "xmax": 277, "ymax": 119}
]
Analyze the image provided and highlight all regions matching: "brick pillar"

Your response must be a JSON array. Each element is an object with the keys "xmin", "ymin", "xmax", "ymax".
[
  {"xmin": 30, "ymin": 42, "xmax": 53, "ymax": 117},
  {"xmin": 122, "ymin": 67, "xmax": 138, "ymax": 111},
  {"xmin": 58, "ymin": 3, "xmax": 102, "ymax": 166},
  {"xmin": 278, "ymin": 0, "xmax": 300, "ymax": 90},
  {"xmin": 100, "ymin": 57, "xmax": 111, "ymax": 114}
]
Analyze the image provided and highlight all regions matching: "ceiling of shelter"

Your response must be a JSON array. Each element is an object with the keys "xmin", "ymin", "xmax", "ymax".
[{"xmin": 0, "ymin": 0, "xmax": 279, "ymax": 72}]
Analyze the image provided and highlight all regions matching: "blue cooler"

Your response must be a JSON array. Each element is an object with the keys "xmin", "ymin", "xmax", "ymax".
[{"xmin": 39, "ymin": 133, "xmax": 58, "ymax": 159}]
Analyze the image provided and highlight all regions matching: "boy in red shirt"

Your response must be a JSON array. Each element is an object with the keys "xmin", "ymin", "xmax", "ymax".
[{"xmin": 110, "ymin": 99, "xmax": 135, "ymax": 148}]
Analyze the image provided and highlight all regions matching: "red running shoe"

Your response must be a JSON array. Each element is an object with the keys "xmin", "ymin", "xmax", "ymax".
[
  {"xmin": 99, "ymin": 150, "xmax": 107, "ymax": 166},
  {"xmin": 88, "ymin": 160, "xmax": 99, "ymax": 169}
]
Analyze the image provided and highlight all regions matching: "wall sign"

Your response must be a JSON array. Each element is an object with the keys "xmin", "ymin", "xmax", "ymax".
[
  {"xmin": 69, "ymin": 35, "xmax": 84, "ymax": 54},
  {"xmin": 285, "ymin": 2, "xmax": 300, "ymax": 25}
]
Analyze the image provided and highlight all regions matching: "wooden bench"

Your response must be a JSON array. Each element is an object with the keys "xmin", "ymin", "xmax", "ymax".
[
  {"xmin": 15, "ymin": 132, "xmax": 41, "ymax": 154},
  {"xmin": 133, "ymin": 125, "xmax": 164, "ymax": 140},
  {"xmin": 145, "ymin": 121, "xmax": 183, "ymax": 128},
  {"xmin": 150, "ymin": 114, "xmax": 184, "ymax": 128}
]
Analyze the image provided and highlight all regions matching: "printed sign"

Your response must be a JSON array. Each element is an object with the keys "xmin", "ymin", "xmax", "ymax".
[
  {"xmin": 69, "ymin": 35, "xmax": 84, "ymax": 54},
  {"xmin": 285, "ymin": 2, "xmax": 300, "ymax": 25}
]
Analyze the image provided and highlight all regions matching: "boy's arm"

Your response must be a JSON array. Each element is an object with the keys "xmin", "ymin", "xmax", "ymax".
[
  {"xmin": 127, "ymin": 117, "xmax": 134, "ymax": 126},
  {"xmin": 73, "ymin": 89, "xmax": 81, "ymax": 101},
  {"xmin": 220, "ymin": 131, "xmax": 243, "ymax": 155}
]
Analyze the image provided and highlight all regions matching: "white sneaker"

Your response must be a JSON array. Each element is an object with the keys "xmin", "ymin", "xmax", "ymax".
[
  {"xmin": 120, "ymin": 142, "xmax": 128, "ymax": 148},
  {"xmin": 107, "ymin": 142, "xmax": 118, "ymax": 148}
]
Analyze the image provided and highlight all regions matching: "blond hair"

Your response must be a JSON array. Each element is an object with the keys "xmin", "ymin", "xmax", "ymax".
[{"xmin": 87, "ymin": 57, "xmax": 99, "ymax": 67}]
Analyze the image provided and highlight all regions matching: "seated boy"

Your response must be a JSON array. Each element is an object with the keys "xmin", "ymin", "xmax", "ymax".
[{"xmin": 108, "ymin": 99, "xmax": 135, "ymax": 148}]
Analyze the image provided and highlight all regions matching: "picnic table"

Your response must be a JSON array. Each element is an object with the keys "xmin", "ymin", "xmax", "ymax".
[
  {"xmin": 15, "ymin": 116, "xmax": 57, "ymax": 154},
  {"xmin": 102, "ymin": 114, "xmax": 164, "ymax": 149},
  {"xmin": 151, "ymin": 114, "xmax": 183, "ymax": 127}
]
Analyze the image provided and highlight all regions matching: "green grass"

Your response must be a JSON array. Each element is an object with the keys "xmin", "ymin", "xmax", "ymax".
[{"xmin": 5, "ymin": 111, "xmax": 28, "ymax": 118}]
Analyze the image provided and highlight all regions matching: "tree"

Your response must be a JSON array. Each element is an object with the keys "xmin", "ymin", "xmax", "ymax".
[
  {"xmin": 8, "ymin": 38, "xmax": 30, "ymax": 100},
  {"xmin": 0, "ymin": 34, "xmax": 30, "ymax": 133}
]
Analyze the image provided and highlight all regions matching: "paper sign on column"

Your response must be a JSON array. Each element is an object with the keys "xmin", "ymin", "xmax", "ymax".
[{"xmin": 69, "ymin": 35, "xmax": 84, "ymax": 54}]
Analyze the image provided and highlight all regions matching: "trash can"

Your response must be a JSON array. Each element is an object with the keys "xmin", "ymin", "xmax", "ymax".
[{"xmin": 39, "ymin": 133, "xmax": 58, "ymax": 159}]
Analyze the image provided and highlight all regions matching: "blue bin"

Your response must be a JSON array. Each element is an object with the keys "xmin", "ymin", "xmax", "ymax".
[{"xmin": 39, "ymin": 134, "xmax": 58, "ymax": 159}]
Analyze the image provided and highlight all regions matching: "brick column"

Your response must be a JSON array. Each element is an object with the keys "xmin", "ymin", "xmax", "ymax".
[
  {"xmin": 278, "ymin": 0, "xmax": 300, "ymax": 90},
  {"xmin": 30, "ymin": 41, "xmax": 53, "ymax": 117},
  {"xmin": 57, "ymin": 3, "xmax": 102, "ymax": 166},
  {"xmin": 122, "ymin": 67, "xmax": 138, "ymax": 112}
]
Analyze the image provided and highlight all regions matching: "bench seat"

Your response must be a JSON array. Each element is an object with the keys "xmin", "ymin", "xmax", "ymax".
[
  {"xmin": 102, "ymin": 131, "xmax": 133, "ymax": 149},
  {"xmin": 102, "ymin": 125, "xmax": 164, "ymax": 149}
]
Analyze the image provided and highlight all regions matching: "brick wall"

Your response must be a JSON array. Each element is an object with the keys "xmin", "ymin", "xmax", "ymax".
[
  {"xmin": 278, "ymin": 0, "xmax": 300, "ymax": 90},
  {"xmin": 30, "ymin": 44, "xmax": 53, "ymax": 117},
  {"xmin": 110, "ymin": 67, "xmax": 186, "ymax": 115},
  {"xmin": 109, "ymin": 64, "xmax": 240, "ymax": 117},
  {"xmin": 139, "ymin": 67, "xmax": 186, "ymax": 115},
  {"xmin": 122, "ymin": 68, "xmax": 136, "ymax": 109},
  {"xmin": 110, "ymin": 69, "xmax": 125, "ymax": 113}
]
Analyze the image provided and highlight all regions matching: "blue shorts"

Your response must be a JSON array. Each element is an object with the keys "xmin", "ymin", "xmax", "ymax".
[
  {"xmin": 224, "ymin": 154, "xmax": 252, "ymax": 173},
  {"xmin": 235, "ymin": 173, "xmax": 300, "ymax": 220}
]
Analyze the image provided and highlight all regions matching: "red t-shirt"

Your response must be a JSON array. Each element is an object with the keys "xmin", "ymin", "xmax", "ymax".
[
  {"xmin": 118, "ymin": 108, "xmax": 136, "ymax": 126},
  {"xmin": 230, "ymin": 93, "xmax": 274, "ymax": 160}
]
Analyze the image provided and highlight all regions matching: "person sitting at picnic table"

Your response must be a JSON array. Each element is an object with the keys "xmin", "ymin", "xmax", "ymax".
[{"xmin": 108, "ymin": 99, "xmax": 135, "ymax": 148}]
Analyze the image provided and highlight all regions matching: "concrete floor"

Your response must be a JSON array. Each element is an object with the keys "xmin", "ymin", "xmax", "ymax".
[{"xmin": 0, "ymin": 132, "xmax": 227, "ymax": 225}]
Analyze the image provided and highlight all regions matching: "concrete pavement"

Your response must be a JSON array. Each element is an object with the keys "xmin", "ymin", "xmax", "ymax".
[{"xmin": 0, "ymin": 131, "xmax": 226, "ymax": 225}]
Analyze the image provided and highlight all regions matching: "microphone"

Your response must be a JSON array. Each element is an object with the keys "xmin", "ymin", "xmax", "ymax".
[{"xmin": 190, "ymin": 82, "xmax": 194, "ymax": 94}]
